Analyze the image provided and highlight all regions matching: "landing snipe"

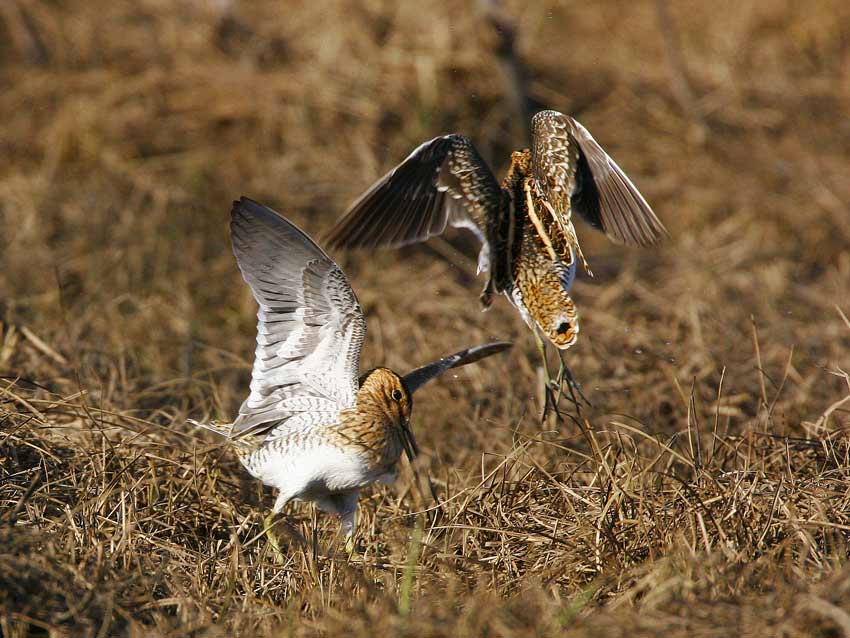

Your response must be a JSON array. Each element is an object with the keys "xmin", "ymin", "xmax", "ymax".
[
  {"xmin": 325, "ymin": 110, "xmax": 666, "ymax": 408},
  {"xmin": 192, "ymin": 197, "xmax": 510, "ymax": 553}
]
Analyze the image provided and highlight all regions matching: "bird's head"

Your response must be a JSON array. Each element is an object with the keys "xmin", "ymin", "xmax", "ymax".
[
  {"xmin": 357, "ymin": 367, "xmax": 416, "ymax": 461},
  {"xmin": 358, "ymin": 367, "xmax": 413, "ymax": 425},
  {"xmin": 542, "ymin": 300, "xmax": 580, "ymax": 350},
  {"xmin": 354, "ymin": 343, "xmax": 512, "ymax": 462}
]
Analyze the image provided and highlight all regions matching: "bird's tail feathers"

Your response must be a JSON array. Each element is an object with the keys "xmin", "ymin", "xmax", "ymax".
[{"xmin": 188, "ymin": 418, "xmax": 232, "ymax": 438}]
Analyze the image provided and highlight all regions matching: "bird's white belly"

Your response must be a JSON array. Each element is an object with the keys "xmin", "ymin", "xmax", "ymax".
[{"xmin": 247, "ymin": 443, "xmax": 374, "ymax": 500}]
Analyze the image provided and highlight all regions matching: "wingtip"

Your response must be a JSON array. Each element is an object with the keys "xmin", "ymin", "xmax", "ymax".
[
  {"xmin": 321, "ymin": 225, "xmax": 345, "ymax": 252},
  {"xmin": 635, "ymin": 211, "xmax": 671, "ymax": 247},
  {"xmin": 231, "ymin": 195, "xmax": 265, "ymax": 218},
  {"xmin": 320, "ymin": 198, "xmax": 369, "ymax": 252},
  {"xmin": 230, "ymin": 197, "xmax": 295, "ymax": 235},
  {"xmin": 619, "ymin": 224, "xmax": 668, "ymax": 248},
  {"xmin": 647, "ymin": 225, "xmax": 671, "ymax": 246}
]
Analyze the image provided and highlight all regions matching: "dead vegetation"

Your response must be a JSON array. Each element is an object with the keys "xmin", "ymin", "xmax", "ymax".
[{"xmin": 2, "ymin": 0, "xmax": 850, "ymax": 636}]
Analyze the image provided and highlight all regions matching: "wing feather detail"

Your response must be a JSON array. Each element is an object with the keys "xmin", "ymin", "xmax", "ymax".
[
  {"xmin": 229, "ymin": 197, "xmax": 366, "ymax": 438},
  {"xmin": 531, "ymin": 110, "xmax": 667, "ymax": 246},
  {"xmin": 325, "ymin": 135, "xmax": 501, "ymax": 267}
]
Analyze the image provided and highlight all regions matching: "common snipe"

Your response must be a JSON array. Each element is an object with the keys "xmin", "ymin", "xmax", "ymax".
[
  {"xmin": 192, "ymin": 197, "xmax": 511, "ymax": 554},
  {"xmin": 325, "ymin": 110, "xmax": 666, "ymax": 410}
]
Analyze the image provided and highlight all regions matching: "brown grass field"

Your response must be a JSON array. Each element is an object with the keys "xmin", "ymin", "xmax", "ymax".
[{"xmin": 2, "ymin": 0, "xmax": 850, "ymax": 636}]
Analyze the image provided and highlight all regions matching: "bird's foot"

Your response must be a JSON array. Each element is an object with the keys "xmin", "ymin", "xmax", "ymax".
[
  {"xmin": 553, "ymin": 356, "xmax": 591, "ymax": 411},
  {"xmin": 541, "ymin": 376, "xmax": 566, "ymax": 423},
  {"xmin": 264, "ymin": 513, "xmax": 286, "ymax": 564},
  {"xmin": 338, "ymin": 506, "xmax": 360, "ymax": 561},
  {"xmin": 344, "ymin": 534, "xmax": 357, "ymax": 558},
  {"xmin": 540, "ymin": 354, "xmax": 591, "ymax": 423}
]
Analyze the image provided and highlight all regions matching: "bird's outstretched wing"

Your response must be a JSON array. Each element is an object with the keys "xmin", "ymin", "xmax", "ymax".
[
  {"xmin": 229, "ymin": 197, "xmax": 367, "ymax": 437},
  {"xmin": 531, "ymin": 110, "xmax": 667, "ymax": 247},
  {"xmin": 325, "ymin": 135, "xmax": 501, "ymax": 271}
]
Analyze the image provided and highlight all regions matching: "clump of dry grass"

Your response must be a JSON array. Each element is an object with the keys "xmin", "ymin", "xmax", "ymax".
[{"xmin": 2, "ymin": 0, "xmax": 850, "ymax": 636}]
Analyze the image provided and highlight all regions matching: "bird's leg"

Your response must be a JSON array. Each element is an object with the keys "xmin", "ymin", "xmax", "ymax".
[
  {"xmin": 263, "ymin": 512, "xmax": 284, "ymax": 563},
  {"xmin": 337, "ymin": 491, "xmax": 360, "ymax": 558},
  {"xmin": 263, "ymin": 491, "xmax": 291, "ymax": 564},
  {"xmin": 342, "ymin": 510, "xmax": 357, "ymax": 557},
  {"xmin": 556, "ymin": 349, "xmax": 591, "ymax": 412},
  {"xmin": 534, "ymin": 332, "xmax": 562, "ymax": 421},
  {"xmin": 534, "ymin": 334, "xmax": 591, "ymax": 421}
]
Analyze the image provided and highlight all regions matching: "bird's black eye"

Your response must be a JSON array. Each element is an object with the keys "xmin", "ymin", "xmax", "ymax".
[
  {"xmin": 391, "ymin": 389, "xmax": 403, "ymax": 402},
  {"xmin": 556, "ymin": 322, "xmax": 571, "ymax": 335}
]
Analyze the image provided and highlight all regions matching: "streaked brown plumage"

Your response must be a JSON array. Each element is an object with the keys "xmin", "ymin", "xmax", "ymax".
[
  {"xmin": 325, "ymin": 110, "xmax": 667, "ymax": 356},
  {"xmin": 332, "ymin": 368, "xmax": 413, "ymax": 470}
]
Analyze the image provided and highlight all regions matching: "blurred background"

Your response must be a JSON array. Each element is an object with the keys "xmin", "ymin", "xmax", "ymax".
[
  {"xmin": 2, "ymin": 0, "xmax": 848, "ymax": 419},
  {"xmin": 2, "ymin": 0, "xmax": 850, "ymax": 402},
  {"xmin": 2, "ymin": 1, "xmax": 850, "ymax": 636}
]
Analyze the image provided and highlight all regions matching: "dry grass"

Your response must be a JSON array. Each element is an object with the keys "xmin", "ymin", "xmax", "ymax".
[{"xmin": 2, "ymin": 0, "xmax": 850, "ymax": 636}]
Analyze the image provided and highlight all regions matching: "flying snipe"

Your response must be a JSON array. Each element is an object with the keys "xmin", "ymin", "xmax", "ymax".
[
  {"xmin": 325, "ymin": 110, "xmax": 667, "ymax": 407},
  {"xmin": 192, "ymin": 197, "xmax": 510, "ymax": 554}
]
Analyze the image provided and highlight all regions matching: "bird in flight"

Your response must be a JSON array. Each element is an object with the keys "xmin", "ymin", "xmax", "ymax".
[
  {"xmin": 192, "ymin": 197, "xmax": 511, "ymax": 555},
  {"xmin": 325, "ymin": 110, "xmax": 666, "ymax": 411}
]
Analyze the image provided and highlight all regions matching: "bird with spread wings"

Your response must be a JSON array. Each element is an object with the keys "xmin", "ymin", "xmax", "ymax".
[
  {"xmin": 326, "ymin": 110, "xmax": 666, "ymax": 413},
  {"xmin": 192, "ymin": 197, "xmax": 510, "ymax": 555}
]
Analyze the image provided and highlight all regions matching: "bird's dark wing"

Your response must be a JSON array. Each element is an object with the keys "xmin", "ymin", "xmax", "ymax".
[
  {"xmin": 325, "ymin": 135, "xmax": 502, "ymax": 262},
  {"xmin": 229, "ymin": 197, "xmax": 366, "ymax": 437},
  {"xmin": 531, "ymin": 110, "xmax": 667, "ymax": 246}
]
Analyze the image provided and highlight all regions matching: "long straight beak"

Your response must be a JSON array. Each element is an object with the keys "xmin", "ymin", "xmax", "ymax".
[
  {"xmin": 400, "ymin": 418, "xmax": 419, "ymax": 462},
  {"xmin": 401, "ymin": 341, "xmax": 512, "ymax": 395}
]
